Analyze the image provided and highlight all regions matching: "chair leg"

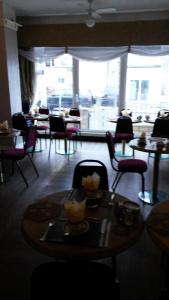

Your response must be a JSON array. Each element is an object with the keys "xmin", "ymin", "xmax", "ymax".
[
  {"xmin": 15, "ymin": 161, "xmax": 29, "ymax": 187},
  {"xmin": 48, "ymin": 139, "xmax": 52, "ymax": 159},
  {"xmin": 141, "ymin": 173, "xmax": 145, "ymax": 195},
  {"xmin": 132, "ymin": 149, "xmax": 135, "ymax": 158},
  {"xmin": 28, "ymin": 154, "xmax": 39, "ymax": 177},
  {"xmin": 112, "ymin": 172, "xmax": 123, "ymax": 192}
]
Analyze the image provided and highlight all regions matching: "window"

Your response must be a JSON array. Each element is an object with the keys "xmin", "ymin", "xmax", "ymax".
[
  {"xmin": 126, "ymin": 53, "xmax": 169, "ymax": 118},
  {"xmin": 34, "ymin": 54, "xmax": 73, "ymax": 111},
  {"xmin": 79, "ymin": 58, "xmax": 120, "ymax": 130},
  {"xmin": 33, "ymin": 48, "xmax": 169, "ymax": 129},
  {"xmin": 140, "ymin": 80, "xmax": 149, "ymax": 100},
  {"xmin": 34, "ymin": 54, "xmax": 120, "ymax": 130},
  {"xmin": 130, "ymin": 80, "xmax": 139, "ymax": 100}
]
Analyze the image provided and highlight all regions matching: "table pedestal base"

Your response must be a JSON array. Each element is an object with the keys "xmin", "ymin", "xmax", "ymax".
[
  {"xmin": 138, "ymin": 190, "xmax": 169, "ymax": 205},
  {"xmin": 115, "ymin": 150, "xmax": 133, "ymax": 157},
  {"xmin": 149, "ymin": 153, "xmax": 169, "ymax": 160},
  {"xmin": 56, "ymin": 149, "xmax": 76, "ymax": 155}
]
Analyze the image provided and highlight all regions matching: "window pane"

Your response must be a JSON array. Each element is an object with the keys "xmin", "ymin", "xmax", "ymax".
[
  {"xmin": 79, "ymin": 59, "xmax": 120, "ymax": 130},
  {"xmin": 126, "ymin": 53, "xmax": 169, "ymax": 119},
  {"xmin": 34, "ymin": 54, "xmax": 73, "ymax": 112}
]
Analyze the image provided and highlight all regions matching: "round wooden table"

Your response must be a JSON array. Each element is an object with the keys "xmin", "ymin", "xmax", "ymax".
[
  {"xmin": 21, "ymin": 190, "xmax": 144, "ymax": 260},
  {"xmin": 146, "ymin": 200, "xmax": 169, "ymax": 254},
  {"xmin": 146, "ymin": 200, "xmax": 169, "ymax": 297}
]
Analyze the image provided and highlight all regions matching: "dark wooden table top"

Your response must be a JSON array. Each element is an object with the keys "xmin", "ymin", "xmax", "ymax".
[{"xmin": 21, "ymin": 190, "xmax": 144, "ymax": 260}]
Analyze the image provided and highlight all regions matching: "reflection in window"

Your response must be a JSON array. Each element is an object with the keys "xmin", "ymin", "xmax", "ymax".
[
  {"xmin": 130, "ymin": 80, "xmax": 139, "ymax": 100},
  {"xmin": 140, "ymin": 80, "xmax": 149, "ymax": 100}
]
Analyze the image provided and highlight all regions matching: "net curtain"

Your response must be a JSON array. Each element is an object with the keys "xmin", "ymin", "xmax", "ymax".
[{"xmin": 19, "ymin": 45, "xmax": 169, "ymax": 63}]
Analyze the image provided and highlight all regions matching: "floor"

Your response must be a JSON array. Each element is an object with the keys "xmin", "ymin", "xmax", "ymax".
[{"xmin": 0, "ymin": 138, "xmax": 169, "ymax": 299}]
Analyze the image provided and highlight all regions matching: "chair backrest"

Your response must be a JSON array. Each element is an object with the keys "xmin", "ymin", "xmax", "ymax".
[
  {"xmin": 39, "ymin": 107, "xmax": 49, "ymax": 115},
  {"xmin": 12, "ymin": 113, "xmax": 29, "ymax": 131},
  {"xmin": 120, "ymin": 109, "xmax": 132, "ymax": 117},
  {"xmin": 152, "ymin": 118, "xmax": 169, "ymax": 138},
  {"xmin": 49, "ymin": 115, "xmax": 66, "ymax": 132},
  {"xmin": 105, "ymin": 131, "xmax": 115, "ymax": 161},
  {"xmin": 115, "ymin": 117, "xmax": 133, "ymax": 135},
  {"xmin": 69, "ymin": 108, "xmax": 80, "ymax": 117},
  {"xmin": 157, "ymin": 109, "xmax": 169, "ymax": 118},
  {"xmin": 25, "ymin": 127, "xmax": 37, "ymax": 154},
  {"xmin": 72, "ymin": 159, "xmax": 109, "ymax": 190},
  {"xmin": 12, "ymin": 113, "xmax": 34, "ymax": 131}
]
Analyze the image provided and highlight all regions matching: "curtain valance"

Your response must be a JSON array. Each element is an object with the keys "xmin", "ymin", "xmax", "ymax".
[{"xmin": 19, "ymin": 45, "xmax": 169, "ymax": 63}]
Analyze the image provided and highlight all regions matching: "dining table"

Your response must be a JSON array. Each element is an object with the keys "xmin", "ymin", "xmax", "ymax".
[
  {"xmin": 129, "ymin": 138, "xmax": 169, "ymax": 205},
  {"xmin": 26, "ymin": 113, "xmax": 81, "ymax": 125},
  {"xmin": 146, "ymin": 200, "xmax": 169, "ymax": 296},
  {"xmin": 26, "ymin": 113, "xmax": 81, "ymax": 155},
  {"xmin": 21, "ymin": 189, "xmax": 144, "ymax": 261}
]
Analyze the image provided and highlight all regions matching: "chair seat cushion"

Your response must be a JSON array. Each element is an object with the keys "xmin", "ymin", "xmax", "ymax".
[
  {"xmin": 67, "ymin": 127, "xmax": 80, "ymax": 133},
  {"xmin": 52, "ymin": 132, "xmax": 72, "ymax": 138},
  {"xmin": 2, "ymin": 148, "xmax": 25, "ymax": 159},
  {"xmin": 36, "ymin": 125, "xmax": 49, "ymax": 130},
  {"xmin": 118, "ymin": 159, "xmax": 147, "ymax": 172},
  {"xmin": 115, "ymin": 133, "xmax": 133, "ymax": 142}
]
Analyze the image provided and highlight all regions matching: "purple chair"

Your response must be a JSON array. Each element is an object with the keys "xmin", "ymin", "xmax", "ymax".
[
  {"xmin": 67, "ymin": 108, "xmax": 81, "ymax": 146},
  {"xmin": 48, "ymin": 115, "xmax": 74, "ymax": 159},
  {"xmin": 115, "ymin": 116, "xmax": 134, "ymax": 143},
  {"xmin": 12, "ymin": 113, "xmax": 33, "ymax": 144},
  {"xmin": 106, "ymin": 131, "xmax": 147, "ymax": 195},
  {"xmin": 36, "ymin": 107, "xmax": 49, "ymax": 149},
  {"xmin": 1, "ymin": 127, "xmax": 39, "ymax": 187},
  {"xmin": 114, "ymin": 116, "xmax": 134, "ymax": 157}
]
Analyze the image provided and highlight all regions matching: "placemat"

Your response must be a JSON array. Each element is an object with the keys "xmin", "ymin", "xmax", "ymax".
[
  {"xmin": 24, "ymin": 202, "xmax": 61, "ymax": 222},
  {"xmin": 43, "ymin": 219, "xmax": 103, "ymax": 248},
  {"xmin": 146, "ymin": 213, "xmax": 169, "ymax": 235}
]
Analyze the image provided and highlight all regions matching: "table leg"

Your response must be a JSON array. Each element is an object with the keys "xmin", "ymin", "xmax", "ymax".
[
  {"xmin": 0, "ymin": 159, "xmax": 6, "ymax": 183},
  {"xmin": 152, "ymin": 152, "xmax": 160, "ymax": 201},
  {"xmin": 56, "ymin": 138, "xmax": 75, "ymax": 156},
  {"xmin": 0, "ymin": 161, "xmax": 4, "ymax": 183},
  {"xmin": 115, "ymin": 140, "xmax": 133, "ymax": 157},
  {"xmin": 138, "ymin": 152, "xmax": 169, "ymax": 204}
]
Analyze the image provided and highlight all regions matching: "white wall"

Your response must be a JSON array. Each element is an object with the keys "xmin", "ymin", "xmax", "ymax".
[{"xmin": 0, "ymin": 1, "xmax": 22, "ymax": 124}]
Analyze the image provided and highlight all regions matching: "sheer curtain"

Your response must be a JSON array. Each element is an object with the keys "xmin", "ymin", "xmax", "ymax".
[
  {"xmin": 19, "ymin": 45, "xmax": 169, "ymax": 113},
  {"xmin": 19, "ymin": 46, "xmax": 169, "ymax": 63}
]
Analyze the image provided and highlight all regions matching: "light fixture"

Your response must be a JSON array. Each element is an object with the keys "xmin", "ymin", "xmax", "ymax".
[{"xmin": 85, "ymin": 18, "xmax": 95, "ymax": 28}]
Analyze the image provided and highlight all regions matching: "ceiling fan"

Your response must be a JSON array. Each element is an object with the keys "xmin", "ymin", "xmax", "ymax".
[
  {"xmin": 85, "ymin": 0, "xmax": 116, "ymax": 27},
  {"xmin": 33, "ymin": 0, "xmax": 169, "ymax": 26}
]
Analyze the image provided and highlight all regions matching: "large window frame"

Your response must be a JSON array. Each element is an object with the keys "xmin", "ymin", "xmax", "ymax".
[{"xmin": 20, "ymin": 46, "xmax": 169, "ymax": 130}]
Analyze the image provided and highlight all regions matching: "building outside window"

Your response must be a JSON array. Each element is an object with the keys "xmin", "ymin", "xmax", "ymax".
[
  {"xmin": 33, "ymin": 51, "xmax": 169, "ymax": 130},
  {"xmin": 126, "ymin": 53, "xmax": 169, "ymax": 119}
]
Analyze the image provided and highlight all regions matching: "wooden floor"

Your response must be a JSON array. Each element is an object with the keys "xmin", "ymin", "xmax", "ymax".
[{"xmin": 0, "ymin": 138, "xmax": 169, "ymax": 300}]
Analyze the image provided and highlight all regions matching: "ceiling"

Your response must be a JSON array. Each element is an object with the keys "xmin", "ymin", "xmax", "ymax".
[{"xmin": 3, "ymin": 0, "xmax": 169, "ymax": 24}]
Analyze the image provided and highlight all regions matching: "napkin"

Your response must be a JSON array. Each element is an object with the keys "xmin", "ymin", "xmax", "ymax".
[
  {"xmin": 121, "ymin": 109, "xmax": 130, "ymax": 117},
  {"xmin": 82, "ymin": 172, "xmax": 100, "ymax": 191},
  {"xmin": 0, "ymin": 120, "xmax": 9, "ymax": 130},
  {"xmin": 160, "ymin": 110, "xmax": 168, "ymax": 118}
]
